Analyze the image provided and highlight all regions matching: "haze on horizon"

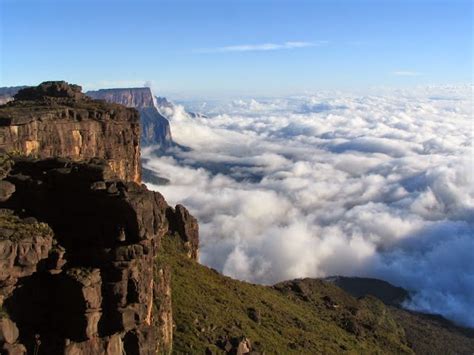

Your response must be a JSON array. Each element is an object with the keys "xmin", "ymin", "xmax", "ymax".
[{"xmin": 1, "ymin": 0, "xmax": 472, "ymax": 98}]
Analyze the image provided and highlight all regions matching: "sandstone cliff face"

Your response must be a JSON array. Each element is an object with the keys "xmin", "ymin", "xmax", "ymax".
[
  {"xmin": 0, "ymin": 82, "xmax": 141, "ymax": 183},
  {"xmin": 0, "ymin": 82, "xmax": 199, "ymax": 355},
  {"xmin": 87, "ymin": 88, "xmax": 174, "ymax": 149}
]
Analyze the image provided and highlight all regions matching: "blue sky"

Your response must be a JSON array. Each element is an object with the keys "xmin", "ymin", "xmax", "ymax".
[{"xmin": 1, "ymin": 0, "xmax": 472, "ymax": 97}]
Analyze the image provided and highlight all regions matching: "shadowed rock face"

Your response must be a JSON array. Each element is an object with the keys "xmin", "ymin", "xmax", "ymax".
[
  {"xmin": 87, "ymin": 88, "xmax": 174, "ymax": 149},
  {"xmin": 0, "ymin": 156, "xmax": 198, "ymax": 354},
  {"xmin": 0, "ymin": 83, "xmax": 199, "ymax": 354},
  {"xmin": 0, "ymin": 81, "xmax": 142, "ymax": 183},
  {"xmin": 167, "ymin": 205, "xmax": 199, "ymax": 260},
  {"xmin": 0, "ymin": 157, "xmax": 169, "ymax": 354}
]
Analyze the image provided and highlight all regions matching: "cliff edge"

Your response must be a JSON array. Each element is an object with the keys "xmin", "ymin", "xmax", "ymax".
[
  {"xmin": 0, "ymin": 82, "xmax": 199, "ymax": 355},
  {"xmin": 0, "ymin": 81, "xmax": 141, "ymax": 183}
]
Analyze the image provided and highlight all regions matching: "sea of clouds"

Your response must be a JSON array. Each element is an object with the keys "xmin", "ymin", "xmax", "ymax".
[{"xmin": 143, "ymin": 85, "xmax": 473, "ymax": 327}]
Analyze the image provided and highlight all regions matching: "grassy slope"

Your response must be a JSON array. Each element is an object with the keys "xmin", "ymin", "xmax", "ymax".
[
  {"xmin": 158, "ymin": 236, "xmax": 413, "ymax": 354},
  {"xmin": 390, "ymin": 308, "xmax": 474, "ymax": 355}
]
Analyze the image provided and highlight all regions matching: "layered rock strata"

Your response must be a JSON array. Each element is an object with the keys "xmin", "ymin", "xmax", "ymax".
[
  {"xmin": 0, "ymin": 82, "xmax": 199, "ymax": 354},
  {"xmin": 0, "ymin": 81, "xmax": 141, "ymax": 183}
]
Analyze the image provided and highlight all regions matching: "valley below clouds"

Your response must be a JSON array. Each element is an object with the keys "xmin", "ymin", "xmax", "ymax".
[{"xmin": 143, "ymin": 86, "xmax": 473, "ymax": 327}]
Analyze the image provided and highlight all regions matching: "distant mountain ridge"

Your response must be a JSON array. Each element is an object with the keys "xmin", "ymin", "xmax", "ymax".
[
  {"xmin": 86, "ymin": 87, "xmax": 174, "ymax": 149},
  {"xmin": 324, "ymin": 276, "xmax": 410, "ymax": 306}
]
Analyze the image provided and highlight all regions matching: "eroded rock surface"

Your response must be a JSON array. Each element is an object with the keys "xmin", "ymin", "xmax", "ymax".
[
  {"xmin": 0, "ymin": 81, "xmax": 141, "ymax": 183},
  {"xmin": 0, "ymin": 157, "xmax": 171, "ymax": 353},
  {"xmin": 0, "ymin": 82, "xmax": 200, "ymax": 354},
  {"xmin": 167, "ymin": 204, "xmax": 199, "ymax": 260}
]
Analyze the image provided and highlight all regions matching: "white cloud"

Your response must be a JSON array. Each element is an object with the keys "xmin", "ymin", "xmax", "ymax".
[
  {"xmin": 198, "ymin": 41, "xmax": 326, "ymax": 53},
  {"xmin": 392, "ymin": 71, "xmax": 422, "ymax": 76},
  {"xmin": 145, "ymin": 86, "xmax": 474, "ymax": 327}
]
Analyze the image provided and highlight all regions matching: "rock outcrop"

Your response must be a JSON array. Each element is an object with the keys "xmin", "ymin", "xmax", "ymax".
[
  {"xmin": 0, "ymin": 82, "xmax": 200, "ymax": 354},
  {"xmin": 0, "ymin": 81, "xmax": 141, "ymax": 183},
  {"xmin": 87, "ymin": 88, "xmax": 174, "ymax": 149},
  {"xmin": 167, "ymin": 205, "xmax": 199, "ymax": 260}
]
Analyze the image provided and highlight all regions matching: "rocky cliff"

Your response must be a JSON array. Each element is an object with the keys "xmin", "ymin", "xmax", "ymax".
[
  {"xmin": 0, "ymin": 82, "xmax": 199, "ymax": 355},
  {"xmin": 0, "ymin": 82, "xmax": 141, "ymax": 183},
  {"xmin": 86, "ymin": 88, "xmax": 173, "ymax": 149}
]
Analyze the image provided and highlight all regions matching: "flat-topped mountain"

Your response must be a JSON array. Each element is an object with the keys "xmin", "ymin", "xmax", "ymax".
[
  {"xmin": 87, "ymin": 87, "xmax": 174, "ymax": 149},
  {"xmin": 0, "ymin": 81, "xmax": 141, "ymax": 183},
  {"xmin": 86, "ymin": 87, "xmax": 155, "ymax": 109}
]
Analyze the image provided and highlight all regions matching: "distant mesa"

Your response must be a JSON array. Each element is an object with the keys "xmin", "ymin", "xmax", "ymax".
[{"xmin": 86, "ymin": 87, "xmax": 175, "ymax": 149}]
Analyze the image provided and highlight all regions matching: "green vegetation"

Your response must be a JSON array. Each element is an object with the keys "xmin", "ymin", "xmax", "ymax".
[
  {"xmin": 390, "ymin": 308, "xmax": 474, "ymax": 355},
  {"xmin": 0, "ymin": 210, "xmax": 53, "ymax": 241},
  {"xmin": 158, "ymin": 236, "xmax": 414, "ymax": 354}
]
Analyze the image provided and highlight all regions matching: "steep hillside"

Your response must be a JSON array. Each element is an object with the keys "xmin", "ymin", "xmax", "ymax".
[
  {"xmin": 161, "ymin": 236, "xmax": 474, "ymax": 354},
  {"xmin": 327, "ymin": 276, "xmax": 474, "ymax": 354},
  {"xmin": 161, "ymin": 236, "xmax": 406, "ymax": 354}
]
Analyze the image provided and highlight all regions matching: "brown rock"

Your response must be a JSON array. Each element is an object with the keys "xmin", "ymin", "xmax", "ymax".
[
  {"xmin": 0, "ymin": 86, "xmax": 200, "ymax": 354},
  {"xmin": 167, "ymin": 204, "xmax": 199, "ymax": 260},
  {"xmin": 0, "ymin": 81, "xmax": 141, "ymax": 183},
  {"xmin": 0, "ymin": 181, "xmax": 15, "ymax": 202},
  {"xmin": 155, "ymin": 267, "xmax": 173, "ymax": 353},
  {"xmin": 247, "ymin": 307, "xmax": 261, "ymax": 324},
  {"xmin": 0, "ymin": 318, "xmax": 19, "ymax": 344},
  {"xmin": 0, "ymin": 156, "xmax": 186, "ymax": 354},
  {"xmin": 1, "ymin": 342, "xmax": 26, "ymax": 355},
  {"xmin": 14, "ymin": 81, "xmax": 84, "ymax": 101},
  {"xmin": 236, "ymin": 337, "xmax": 252, "ymax": 355}
]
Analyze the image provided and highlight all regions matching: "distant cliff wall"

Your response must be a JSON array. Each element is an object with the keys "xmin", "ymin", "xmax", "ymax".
[
  {"xmin": 0, "ymin": 82, "xmax": 141, "ymax": 183},
  {"xmin": 87, "ymin": 88, "xmax": 174, "ymax": 149}
]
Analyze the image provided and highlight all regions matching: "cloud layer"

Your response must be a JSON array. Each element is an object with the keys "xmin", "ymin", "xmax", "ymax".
[{"xmin": 144, "ymin": 85, "xmax": 473, "ymax": 327}]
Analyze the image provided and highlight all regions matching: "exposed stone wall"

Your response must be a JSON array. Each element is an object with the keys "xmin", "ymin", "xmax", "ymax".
[
  {"xmin": 167, "ymin": 205, "xmax": 199, "ymax": 261},
  {"xmin": 0, "ymin": 82, "xmax": 142, "ymax": 183},
  {"xmin": 0, "ymin": 157, "xmax": 172, "ymax": 354},
  {"xmin": 0, "ymin": 82, "xmax": 200, "ymax": 355}
]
